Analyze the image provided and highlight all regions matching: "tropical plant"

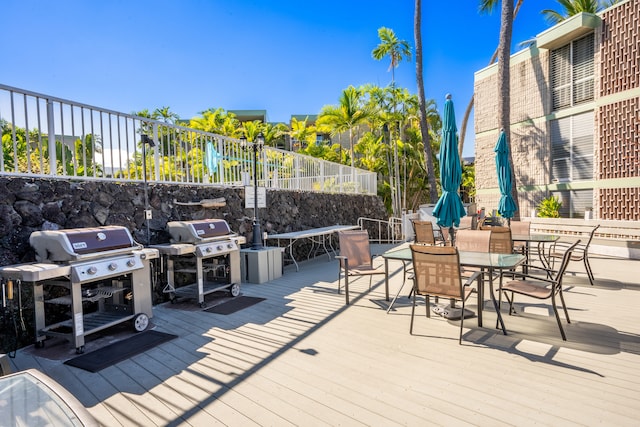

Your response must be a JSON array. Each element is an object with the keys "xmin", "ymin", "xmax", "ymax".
[
  {"xmin": 189, "ymin": 108, "xmax": 240, "ymax": 137},
  {"xmin": 289, "ymin": 117, "xmax": 316, "ymax": 151},
  {"xmin": 261, "ymin": 122, "xmax": 289, "ymax": 148},
  {"xmin": 537, "ymin": 195, "xmax": 562, "ymax": 218}
]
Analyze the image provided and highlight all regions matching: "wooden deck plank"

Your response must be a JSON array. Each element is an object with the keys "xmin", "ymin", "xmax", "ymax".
[{"xmin": 6, "ymin": 251, "xmax": 640, "ymax": 426}]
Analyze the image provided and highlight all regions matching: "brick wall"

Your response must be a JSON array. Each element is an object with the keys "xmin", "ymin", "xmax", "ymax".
[
  {"xmin": 474, "ymin": 49, "xmax": 551, "ymax": 219},
  {"xmin": 475, "ymin": 1, "xmax": 639, "ymax": 221},
  {"xmin": 597, "ymin": 0, "xmax": 640, "ymax": 220}
]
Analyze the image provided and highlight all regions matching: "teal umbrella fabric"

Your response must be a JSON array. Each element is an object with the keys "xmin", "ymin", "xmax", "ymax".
[
  {"xmin": 494, "ymin": 130, "xmax": 517, "ymax": 219},
  {"xmin": 432, "ymin": 94, "xmax": 466, "ymax": 229}
]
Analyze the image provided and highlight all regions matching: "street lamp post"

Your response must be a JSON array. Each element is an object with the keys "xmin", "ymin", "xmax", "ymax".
[{"xmin": 240, "ymin": 132, "xmax": 265, "ymax": 250}]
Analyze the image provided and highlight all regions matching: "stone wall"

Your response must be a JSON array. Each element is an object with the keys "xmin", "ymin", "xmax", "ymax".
[
  {"xmin": 0, "ymin": 177, "xmax": 388, "ymax": 266},
  {"xmin": 0, "ymin": 177, "xmax": 388, "ymax": 351}
]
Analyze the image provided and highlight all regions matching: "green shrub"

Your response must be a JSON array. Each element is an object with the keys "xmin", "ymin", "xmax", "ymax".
[{"xmin": 537, "ymin": 196, "xmax": 561, "ymax": 218}]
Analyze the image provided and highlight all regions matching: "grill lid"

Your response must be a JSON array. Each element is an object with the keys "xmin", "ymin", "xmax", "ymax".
[
  {"xmin": 167, "ymin": 219, "xmax": 232, "ymax": 243},
  {"xmin": 30, "ymin": 226, "xmax": 140, "ymax": 262}
]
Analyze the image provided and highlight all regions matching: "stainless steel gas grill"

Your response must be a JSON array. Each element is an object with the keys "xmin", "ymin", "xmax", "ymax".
[
  {"xmin": 0, "ymin": 226, "xmax": 158, "ymax": 354},
  {"xmin": 152, "ymin": 219, "xmax": 243, "ymax": 308}
]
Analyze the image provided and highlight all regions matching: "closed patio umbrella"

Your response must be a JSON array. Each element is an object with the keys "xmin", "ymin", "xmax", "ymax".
[
  {"xmin": 432, "ymin": 94, "xmax": 466, "ymax": 245},
  {"xmin": 431, "ymin": 94, "xmax": 469, "ymax": 320},
  {"xmin": 494, "ymin": 129, "xmax": 517, "ymax": 223},
  {"xmin": 205, "ymin": 141, "xmax": 221, "ymax": 176}
]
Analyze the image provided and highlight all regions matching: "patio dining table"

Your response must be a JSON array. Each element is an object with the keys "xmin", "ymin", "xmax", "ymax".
[
  {"xmin": 512, "ymin": 233, "xmax": 560, "ymax": 273},
  {"xmin": 382, "ymin": 245, "xmax": 525, "ymax": 334},
  {"xmin": 266, "ymin": 225, "xmax": 359, "ymax": 271}
]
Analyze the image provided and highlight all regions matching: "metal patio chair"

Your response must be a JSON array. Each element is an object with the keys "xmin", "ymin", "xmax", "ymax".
[
  {"xmin": 509, "ymin": 220, "xmax": 531, "ymax": 255},
  {"xmin": 547, "ymin": 224, "xmax": 600, "ymax": 286},
  {"xmin": 499, "ymin": 240, "xmax": 581, "ymax": 340},
  {"xmin": 409, "ymin": 245, "xmax": 481, "ymax": 344},
  {"xmin": 336, "ymin": 230, "xmax": 385, "ymax": 305},
  {"xmin": 489, "ymin": 226, "xmax": 513, "ymax": 254}
]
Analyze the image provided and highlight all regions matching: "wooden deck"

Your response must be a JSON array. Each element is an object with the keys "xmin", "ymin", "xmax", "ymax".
[{"xmin": 8, "ymin": 245, "xmax": 640, "ymax": 426}]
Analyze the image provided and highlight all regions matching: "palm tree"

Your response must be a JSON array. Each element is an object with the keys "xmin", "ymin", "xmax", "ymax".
[
  {"xmin": 372, "ymin": 27, "xmax": 412, "ymax": 215},
  {"xmin": 372, "ymin": 27, "xmax": 412, "ymax": 85},
  {"xmin": 317, "ymin": 86, "xmax": 371, "ymax": 170},
  {"xmin": 153, "ymin": 106, "xmax": 180, "ymax": 124},
  {"xmin": 542, "ymin": 0, "xmax": 621, "ymax": 24},
  {"xmin": 414, "ymin": 0, "xmax": 438, "ymax": 203}
]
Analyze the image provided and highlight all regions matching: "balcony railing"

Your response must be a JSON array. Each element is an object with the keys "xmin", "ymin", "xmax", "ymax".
[{"xmin": 0, "ymin": 84, "xmax": 376, "ymax": 194}]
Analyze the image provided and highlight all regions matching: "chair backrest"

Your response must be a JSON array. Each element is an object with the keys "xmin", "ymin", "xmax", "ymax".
[
  {"xmin": 410, "ymin": 244, "xmax": 463, "ymax": 299},
  {"xmin": 412, "ymin": 220, "xmax": 436, "ymax": 245},
  {"xmin": 338, "ymin": 230, "xmax": 373, "ymax": 268},
  {"xmin": 455, "ymin": 229, "xmax": 491, "ymax": 252},
  {"xmin": 552, "ymin": 240, "xmax": 582, "ymax": 285},
  {"xmin": 479, "ymin": 216, "xmax": 503, "ymax": 229},
  {"xmin": 509, "ymin": 221, "xmax": 531, "ymax": 237},
  {"xmin": 584, "ymin": 224, "xmax": 601, "ymax": 248},
  {"xmin": 489, "ymin": 226, "xmax": 513, "ymax": 254},
  {"xmin": 458, "ymin": 216, "xmax": 474, "ymax": 230}
]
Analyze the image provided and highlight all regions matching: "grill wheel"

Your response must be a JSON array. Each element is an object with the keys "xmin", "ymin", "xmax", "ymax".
[{"xmin": 133, "ymin": 313, "xmax": 150, "ymax": 332}]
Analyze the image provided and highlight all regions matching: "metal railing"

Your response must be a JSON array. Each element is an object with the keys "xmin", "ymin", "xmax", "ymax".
[
  {"xmin": 0, "ymin": 84, "xmax": 376, "ymax": 194},
  {"xmin": 358, "ymin": 216, "xmax": 404, "ymax": 243}
]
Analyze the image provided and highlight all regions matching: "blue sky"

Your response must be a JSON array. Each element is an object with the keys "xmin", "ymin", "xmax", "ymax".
[{"xmin": 2, "ymin": 0, "xmax": 562, "ymax": 157}]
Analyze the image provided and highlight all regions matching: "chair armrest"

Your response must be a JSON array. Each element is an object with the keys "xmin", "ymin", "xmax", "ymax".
[
  {"xmin": 500, "ymin": 270, "xmax": 555, "ymax": 285},
  {"xmin": 464, "ymin": 271, "xmax": 483, "ymax": 286},
  {"xmin": 335, "ymin": 255, "xmax": 348, "ymax": 268},
  {"xmin": 548, "ymin": 240, "xmax": 586, "ymax": 258}
]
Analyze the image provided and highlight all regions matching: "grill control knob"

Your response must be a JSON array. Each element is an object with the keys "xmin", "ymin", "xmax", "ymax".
[
  {"xmin": 87, "ymin": 266, "xmax": 98, "ymax": 275},
  {"xmin": 97, "ymin": 232, "xmax": 107, "ymax": 241},
  {"xmin": 227, "ymin": 243, "xmax": 234, "ymax": 249},
  {"xmin": 216, "ymin": 245, "xmax": 223, "ymax": 251},
  {"xmin": 127, "ymin": 259, "xmax": 136, "ymax": 267},
  {"xmin": 205, "ymin": 247, "xmax": 212, "ymax": 253},
  {"xmin": 108, "ymin": 262, "xmax": 118, "ymax": 271}
]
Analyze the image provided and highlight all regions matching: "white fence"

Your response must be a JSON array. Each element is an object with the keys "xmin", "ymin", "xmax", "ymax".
[{"xmin": 0, "ymin": 84, "xmax": 376, "ymax": 194}]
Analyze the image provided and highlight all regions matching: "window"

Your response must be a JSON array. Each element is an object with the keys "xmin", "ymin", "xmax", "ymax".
[
  {"xmin": 551, "ymin": 111, "xmax": 594, "ymax": 182},
  {"xmin": 552, "ymin": 189, "xmax": 593, "ymax": 219},
  {"xmin": 551, "ymin": 33, "xmax": 595, "ymax": 110}
]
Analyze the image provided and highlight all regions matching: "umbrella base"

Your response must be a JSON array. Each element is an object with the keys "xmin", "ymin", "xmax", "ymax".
[{"xmin": 432, "ymin": 304, "xmax": 475, "ymax": 320}]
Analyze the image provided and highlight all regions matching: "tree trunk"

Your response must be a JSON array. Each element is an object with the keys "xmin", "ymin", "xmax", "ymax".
[
  {"xmin": 498, "ymin": 0, "xmax": 520, "ymax": 216},
  {"xmin": 458, "ymin": 0, "xmax": 524, "ymax": 158},
  {"xmin": 414, "ymin": 0, "xmax": 438, "ymax": 203},
  {"xmin": 393, "ymin": 123, "xmax": 401, "ymax": 216}
]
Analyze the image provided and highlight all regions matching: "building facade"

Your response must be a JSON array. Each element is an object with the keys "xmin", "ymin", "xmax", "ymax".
[{"xmin": 474, "ymin": 0, "xmax": 639, "ymax": 221}]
